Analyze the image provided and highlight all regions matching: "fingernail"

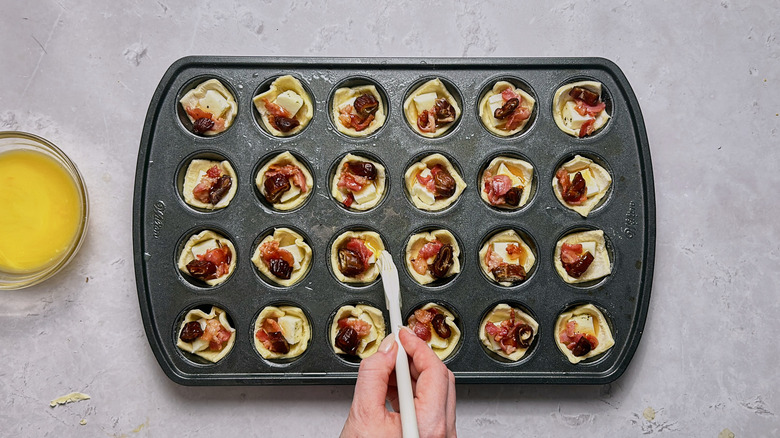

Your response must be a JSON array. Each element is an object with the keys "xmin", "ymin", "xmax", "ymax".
[
  {"xmin": 398, "ymin": 326, "xmax": 413, "ymax": 335},
  {"xmin": 379, "ymin": 333, "xmax": 395, "ymax": 353}
]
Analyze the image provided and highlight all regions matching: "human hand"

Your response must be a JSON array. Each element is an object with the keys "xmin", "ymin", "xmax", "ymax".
[{"xmin": 340, "ymin": 327, "xmax": 457, "ymax": 438}]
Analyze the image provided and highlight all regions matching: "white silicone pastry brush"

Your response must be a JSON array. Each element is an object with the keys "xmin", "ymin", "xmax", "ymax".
[{"xmin": 377, "ymin": 250, "xmax": 419, "ymax": 438}]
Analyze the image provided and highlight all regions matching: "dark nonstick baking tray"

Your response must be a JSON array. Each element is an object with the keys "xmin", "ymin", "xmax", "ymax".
[{"xmin": 133, "ymin": 56, "xmax": 654, "ymax": 385}]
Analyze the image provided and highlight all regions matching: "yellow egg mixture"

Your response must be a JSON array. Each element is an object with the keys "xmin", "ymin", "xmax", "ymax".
[{"xmin": 0, "ymin": 150, "xmax": 82, "ymax": 273}]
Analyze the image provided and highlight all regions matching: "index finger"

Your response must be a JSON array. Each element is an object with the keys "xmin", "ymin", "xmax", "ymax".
[{"xmin": 399, "ymin": 327, "xmax": 450, "ymax": 382}]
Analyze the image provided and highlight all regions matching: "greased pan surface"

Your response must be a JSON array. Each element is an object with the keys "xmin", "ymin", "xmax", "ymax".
[{"xmin": 133, "ymin": 57, "xmax": 654, "ymax": 385}]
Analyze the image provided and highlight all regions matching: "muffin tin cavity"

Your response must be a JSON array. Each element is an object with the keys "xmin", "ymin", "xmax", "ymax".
[
  {"xmin": 478, "ymin": 152, "xmax": 537, "ymax": 212},
  {"xmin": 329, "ymin": 151, "xmax": 389, "ymax": 212},
  {"xmin": 251, "ymin": 226, "xmax": 314, "ymax": 288},
  {"xmin": 253, "ymin": 150, "xmax": 315, "ymax": 212},
  {"xmin": 478, "ymin": 301, "xmax": 540, "ymax": 364},
  {"xmin": 252, "ymin": 303, "xmax": 313, "ymax": 364},
  {"xmin": 402, "ymin": 76, "xmax": 463, "ymax": 138},
  {"xmin": 552, "ymin": 226, "xmax": 615, "ymax": 289},
  {"xmin": 476, "ymin": 76, "xmax": 538, "ymax": 138},
  {"xmin": 553, "ymin": 302, "xmax": 615, "ymax": 365},
  {"xmin": 328, "ymin": 226, "xmax": 386, "ymax": 287},
  {"xmin": 403, "ymin": 151, "xmax": 466, "ymax": 213},
  {"xmin": 176, "ymin": 151, "xmax": 238, "ymax": 212},
  {"xmin": 176, "ymin": 76, "xmax": 238, "ymax": 137},
  {"xmin": 552, "ymin": 151, "xmax": 613, "ymax": 217},
  {"xmin": 135, "ymin": 57, "xmax": 654, "ymax": 385},
  {"xmin": 328, "ymin": 301, "xmax": 388, "ymax": 365},
  {"xmin": 402, "ymin": 226, "xmax": 463, "ymax": 288},
  {"xmin": 551, "ymin": 77, "xmax": 613, "ymax": 138},
  {"xmin": 478, "ymin": 227, "xmax": 539, "ymax": 287},
  {"xmin": 406, "ymin": 301, "xmax": 463, "ymax": 362},
  {"xmin": 252, "ymin": 75, "xmax": 315, "ymax": 138},
  {"xmin": 328, "ymin": 76, "xmax": 390, "ymax": 138},
  {"xmin": 175, "ymin": 227, "xmax": 237, "ymax": 289},
  {"xmin": 174, "ymin": 303, "xmax": 236, "ymax": 366}
]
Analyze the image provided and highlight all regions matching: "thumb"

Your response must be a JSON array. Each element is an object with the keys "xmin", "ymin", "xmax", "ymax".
[{"xmin": 352, "ymin": 334, "xmax": 397, "ymax": 409}]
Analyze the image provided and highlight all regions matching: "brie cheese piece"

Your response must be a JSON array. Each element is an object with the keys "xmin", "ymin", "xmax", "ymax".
[
  {"xmin": 413, "ymin": 92, "xmax": 437, "ymax": 114},
  {"xmin": 274, "ymin": 90, "xmax": 304, "ymax": 117}
]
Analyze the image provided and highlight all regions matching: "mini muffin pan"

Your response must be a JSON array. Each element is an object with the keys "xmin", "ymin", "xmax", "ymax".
[{"xmin": 133, "ymin": 57, "xmax": 655, "ymax": 385}]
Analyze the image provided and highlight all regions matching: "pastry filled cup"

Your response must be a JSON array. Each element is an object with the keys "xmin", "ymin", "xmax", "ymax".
[{"xmin": 0, "ymin": 131, "xmax": 89, "ymax": 290}]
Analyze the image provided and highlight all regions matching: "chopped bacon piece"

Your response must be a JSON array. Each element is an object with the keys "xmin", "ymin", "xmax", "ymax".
[
  {"xmin": 484, "ymin": 310, "xmax": 534, "ymax": 355},
  {"xmin": 259, "ymin": 240, "xmax": 295, "ymax": 268},
  {"xmin": 193, "ymin": 179, "xmax": 216, "ymax": 203},
  {"xmin": 485, "ymin": 321, "xmax": 501, "ymax": 337},
  {"xmin": 504, "ymin": 107, "xmax": 531, "ymax": 131},
  {"xmin": 262, "ymin": 98, "xmax": 291, "ymax": 118},
  {"xmin": 414, "ymin": 308, "xmax": 435, "ymax": 325},
  {"xmin": 338, "ymin": 104, "xmax": 376, "ymax": 131},
  {"xmin": 578, "ymin": 118, "xmax": 596, "ymax": 138},
  {"xmin": 342, "ymin": 192, "xmax": 355, "ymax": 208},
  {"xmin": 265, "ymin": 164, "xmax": 308, "ymax": 193},
  {"xmin": 344, "ymin": 238, "xmax": 373, "ymax": 271},
  {"xmin": 338, "ymin": 163, "xmax": 371, "ymax": 194},
  {"xmin": 201, "ymin": 318, "xmax": 231, "ymax": 351},
  {"xmin": 501, "ymin": 88, "xmax": 520, "ymax": 101},
  {"xmin": 411, "ymin": 257, "xmax": 428, "ymax": 275},
  {"xmin": 559, "ymin": 320, "xmax": 599, "ymax": 352},
  {"xmin": 411, "ymin": 322, "xmax": 432, "ymax": 342},
  {"xmin": 560, "ymin": 243, "xmax": 583, "ymax": 264},
  {"xmin": 484, "ymin": 246, "xmax": 505, "ymax": 271},
  {"xmin": 185, "ymin": 106, "xmax": 213, "ymax": 121},
  {"xmin": 417, "ymin": 110, "xmax": 436, "ymax": 133},
  {"xmin": 505, "ymin": 243, "xmax": 522, "ymax": 260},
  {"xmin": 418, "ymin": 241, "xmax": 443, "ymax": 260},
  {"xmin": 338, "ymin": 317, "xmax": 372, "ymax": 338},
  {"xmin": 556, "ymin": 169, "xmax": 587, "ymax": 205},
  {"xmin": 196, "ymin": 244, "xmax": 232, "ymax": 279},
  {"xmin": 262, "ymin": 318, "xmax": 282, "ymax": 334},
  {"xmin": 206, "ymin": 166, "xmax": 221, "ymax": 178},
  {"xmin": 350, "ymin": 113, "xmax": 374, "ymax": 131},
  {"xmin": 575, "ymin": 100, "xmax": 606, "ymax": 117},
  {"xmin": 192, "ymin": 165, "xmax": 232, "ymax": 205},
  {"xmin": 484, "ymin": 173, "xmax": 513, "ymax": 205}
]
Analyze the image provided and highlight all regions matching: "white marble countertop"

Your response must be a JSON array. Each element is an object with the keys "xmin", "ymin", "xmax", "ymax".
[{"xmin": 1, "ymin": 1, "xmax": 778, "ymax": 436}]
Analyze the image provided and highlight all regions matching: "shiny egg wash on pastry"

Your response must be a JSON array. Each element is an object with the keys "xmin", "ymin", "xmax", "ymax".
[
  {"xmin": 481, "ymin": 156, "xmax": 533, "ymax": 209},
  {"xmin": 555, "ymin": 303, "xmax": 615, "ymax": 364},
  {"xmin": 407, "ymin": 303, "xmax": 460, "ymax": 360},
  {"xmin": 331, "ymin": 153, "xmax": 386, "ymax": 210},
  {"xmin": 256, "ymin": 151, "xmax": 314, "ymax": 211},
  {"xmin": 332, "ymin": 85, "xmax": 386, "ymax": 136},
  {"xmin": 403, "ymin": 78, "xmax": 461, "ymax": 137},
  {"xmin": 479, "ymin": 304, "xmax": 538, "ymax": 361},
  {"xmin": 405, "ymin": 229, "xmax": 460, "ymax": 285},
  {"xmin": 552, "ymin": 80, "xmax": 610, "ymax": 138},
  {"xmin": 554, "ymin": 229, "xmax": 611, "ymax": 284},
  {"xmin": 179, "ymin": 79, "xmax": 237, "ymax": 136},
  {"xmin": 553, "ymin": 155, "xmax": 611, "ymax": 217},
  {"xmin": 251, "ymin": 228, "xmax": 312, "ymax": 287},
  {"xmin": 177, "ymin": 306, "xmax": 236, "ymax": 363},
  {"xmin": 331, "ymin": 230, "xmax": 384, "ymax": 284},
  {"xmin": 182, "ymin": 159, "xmax": 237, "ymax": 210},
  {"xmin": 404, "ymin": 153, "xmax": 466, "ymax": 211},
  {"xmin": 331, "ymin": 304, "xmax": 386, "ymax": 359},
  {"xmin": 177, "ymin": 230, "xmax": 236, "ymax": 286},
  {"xmin": 253, "ymin": 75, "xmax": 314, "ymax": 137},
  {"xmin": 478, "ymin": 81, "xmax": 535, "ymax": 136},
  {"xmin": 254, "ymin": 306, "xmax": 311, "ymax": 360},
  {"xmin": 479, "ymin": 229, "xmax": 535, "ymax": 286}
]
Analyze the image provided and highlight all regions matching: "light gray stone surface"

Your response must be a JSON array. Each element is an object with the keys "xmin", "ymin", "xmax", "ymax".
[{"xmin": 1, "ymin": 1, "xmax": 778, "ymax": 436}]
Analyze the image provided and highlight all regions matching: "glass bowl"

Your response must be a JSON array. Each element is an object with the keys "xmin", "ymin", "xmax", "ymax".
[{"xmin": 0, "ymin": 131, "xmax": 89, "ymax": 290}]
